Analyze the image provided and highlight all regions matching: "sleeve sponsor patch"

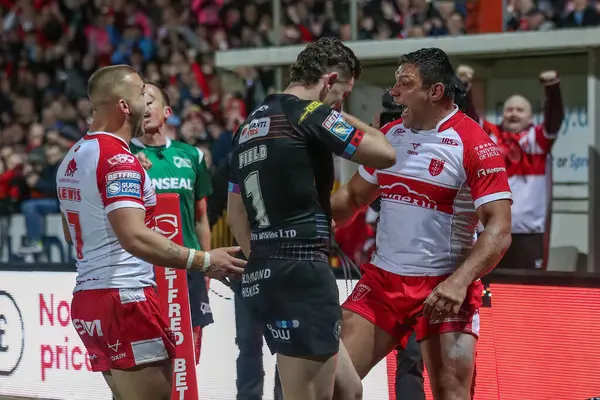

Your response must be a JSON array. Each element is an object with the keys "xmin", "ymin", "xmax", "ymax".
[
  {"xmin": 298, "ymin": 101, "xmax": 323, "ymax": 124},
  {"xmin": 322, "ymin": 112, "xmax": 354, "ymax": 141},
  {"xmin": 106, "ymin": 171, "xmax": 142, "ymax": 181},
  {"xmin": 107, "ymin": 153, "xmax": 136, "ymax": 165},
  {"xmin": 106, "ymin": 178, "xmax": 142, "ymax": 199},
  {"xmin": 322, "ymin": 110, "xmax": 341, "ymax": 130},
  {"xmin": 474, "ymin": 143, "xmax": 502, "ymax": 160},
  {"xmin": 476, "ymin": 167, "xmax": 506, "ymax": 178}
]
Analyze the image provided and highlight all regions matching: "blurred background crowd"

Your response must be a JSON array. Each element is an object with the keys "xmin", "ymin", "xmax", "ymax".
[{"xmin": 0, "ymin": 0, "xmax": 597, "ymax": 255}]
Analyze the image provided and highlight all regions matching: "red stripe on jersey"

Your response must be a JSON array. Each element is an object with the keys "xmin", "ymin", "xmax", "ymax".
[
  {"xmin": 378, "ymin": 173, "xmax": 458, "ymax": 215},
  {"xmin": 380, "ymin": 118, "xmax": 403, "ymax": 135}
]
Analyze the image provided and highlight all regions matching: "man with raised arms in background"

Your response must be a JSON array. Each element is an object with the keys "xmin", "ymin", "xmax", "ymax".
[
  {"xmin": 227, "ymin": 37, "xmax": 396, "ymax": 400},
  {"xmin": 457, "ymin": 64, "xmax": 564, "ymax": 270},
  {"xmin": 130, "ymin": 81, "xmax": 214, "ymax": 365},
  {"xmin": 56, "ymin": 64, "xmax": 245, "ymax": 400},
  {"xmin": 330, "ymin": 48, "xmax": 512, "ymax": 400}
]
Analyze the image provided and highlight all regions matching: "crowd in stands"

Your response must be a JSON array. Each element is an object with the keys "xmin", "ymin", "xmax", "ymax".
[{"xmin": 0, "ymin": 0, "xmax": 597, "ymax": 256}]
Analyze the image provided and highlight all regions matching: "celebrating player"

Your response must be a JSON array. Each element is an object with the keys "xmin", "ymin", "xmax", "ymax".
[
  {"xmin": 130, "ymin": 82, "xmax": 214, "ymax": 364},
  {"xmin": 330, "ymin": 48, "xmax": 512, "ymax": 399},
  {"xmin": 56, "ymin": 65, "xmax": 245, "ymax": 400},
  {"xmin": 227, "ymin": 37, "xmax": 396, "ymax": 400}
]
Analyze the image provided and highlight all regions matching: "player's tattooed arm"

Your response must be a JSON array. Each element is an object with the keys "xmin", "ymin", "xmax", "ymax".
[
  {"xmin": 166, "ymin": 241, "xmax": 182, "ymax": 258},
  {"xmin": 108, "ymin": 207, "xmax": 192, "ymax": 269}
]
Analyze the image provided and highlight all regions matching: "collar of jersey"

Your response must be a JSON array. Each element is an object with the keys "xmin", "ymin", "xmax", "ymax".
[
  {"xmin": 131, "ymin": 137, "xmax": 172, "ymax": 149},
  {"xmin": 87, "ymin": 131, "xmax": 130, "ymax": 149},
  {"xmin": 410, "ymin": 105, "xmax": 460, "ymax": 135}
]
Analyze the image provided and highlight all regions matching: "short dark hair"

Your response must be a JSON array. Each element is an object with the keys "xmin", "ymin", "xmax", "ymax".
[
  {"xmin": 400, "ymin": 48, "xmax": 457, "ymax": 100},
  {"xmin": 289, "ymin": 37, "xmax": 362, "ymax": 86},
  {"xmin": 87, "ymin": 65, "xmax": 136, "ymax": 103},
  {"xmin": 144, "ymin": 80, "xmax": 170, "ymax": 106}
]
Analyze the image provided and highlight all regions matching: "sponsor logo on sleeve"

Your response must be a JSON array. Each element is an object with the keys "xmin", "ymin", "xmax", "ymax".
[
  {"xmin": 298, "ymin": 101, "xmax": 322, "ymax": 124},
  {"xmin": 106, "ymin": 171, "xmax": 142, "ymax": 181},
  {"xmin": 322, "ymin": 110, "xmax": 341, "ymax": 130},
  {"xmin": 107, "ymin": 153, "xmax": 135, "ymax": 165},
  {"xmin": 477, "ymin": 167, "xmax": 506, "ymax": 178},
  {"xmin": 475, "ymin": 143, "xmax": 502, "ymax": 160},
  {"xmin": 239, "ymin": 118, "xmax": 271, "ymax": 144},
  {"xmin": 326, "ymin": 116, "xmax": 354, "ymax": 142},
  {"xmin": 106, "ymin": 177, "xmax": 142, "ymax": 199}
]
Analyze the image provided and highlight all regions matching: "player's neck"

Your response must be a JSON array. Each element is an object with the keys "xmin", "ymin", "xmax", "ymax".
[
  {"xmin": 283, "ymin": 84, "xmax": 321, "ymax": 102},
  {"xmin": 89, "ymin": 114, "xmax": 132, "ymax": 144},
  {"xmin": 139, "ymin": 128, "xmax": 168, "ymax": 147},
  {"xmin": 416, "ymin": 103, "xmax": 456, "ymax": 131}
]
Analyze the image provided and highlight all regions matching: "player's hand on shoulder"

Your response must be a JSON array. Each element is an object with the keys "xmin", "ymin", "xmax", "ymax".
[
  {"xmin": 205, "ymin": 246, "xmax": 246, "ymax": 279},
  {"xmin": 135, "ymin": 152, "xmax": 152, "ymax": 170}
]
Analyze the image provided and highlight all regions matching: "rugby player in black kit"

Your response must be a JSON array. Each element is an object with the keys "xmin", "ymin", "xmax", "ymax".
[{"xmin": 227, "ymin": 37, "xmax": 396, "ymax": 400}]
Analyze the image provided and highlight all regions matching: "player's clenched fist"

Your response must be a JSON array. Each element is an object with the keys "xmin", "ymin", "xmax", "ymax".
[
  {"xmin": 205, "ymin": 246, "xmax": 246, "ymax": 279},
  {"xmin": 456, "ymin": 64, "xmax": 474, "ymax": 90},
  {"xmin": 539, "ymin": 70, "xmax": 559, "ymax": 85}
]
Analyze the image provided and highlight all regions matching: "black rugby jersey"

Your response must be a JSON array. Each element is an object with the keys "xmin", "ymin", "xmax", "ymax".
[{"xmin": 228, "ymin": 94, "xmax": 364, "ymax": 261}]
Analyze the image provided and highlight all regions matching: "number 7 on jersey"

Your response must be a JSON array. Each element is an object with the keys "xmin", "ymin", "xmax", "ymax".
[{"xmin": 244, "ymin": 171, "xmax": 270, "ymax": 228}]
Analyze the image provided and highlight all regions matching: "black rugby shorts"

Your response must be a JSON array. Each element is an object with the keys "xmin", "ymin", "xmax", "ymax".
[{"xmin": 240, "ymin": 258, "xmax": 342, "ymax": 357}]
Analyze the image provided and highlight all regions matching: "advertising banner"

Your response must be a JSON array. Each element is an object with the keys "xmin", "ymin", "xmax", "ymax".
[
  {"xmin": 152, "ymin": 193, "xmax": 199, "ymax": 400},
  {"xmin": 2, "ymin": 271, "xmax": 600, "ymax": 400}
]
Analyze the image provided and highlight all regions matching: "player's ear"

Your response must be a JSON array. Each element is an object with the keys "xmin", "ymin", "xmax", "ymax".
[
  {"xmin": 428, "ymin": 83, "xmax": 445, "ymax": 102},
  {"xmin": 118, "ymin": 99, "xmax": 131, "ymax": 116},
  {"xmin": 163, "ymin": 107, "xmax": 173, "ymax": 119},
  {"xmin": 327, "ymin": 72, "xmax": 339, "ymax": 89}
]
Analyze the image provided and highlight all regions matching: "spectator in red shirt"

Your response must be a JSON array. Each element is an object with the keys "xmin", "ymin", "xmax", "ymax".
[{"xmin": 459, "ymin": 64, "xmax": 564, "ymax": 269}]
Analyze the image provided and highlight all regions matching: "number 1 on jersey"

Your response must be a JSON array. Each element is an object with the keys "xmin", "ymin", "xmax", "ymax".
[
  {"xmin": 244, "ymin": 171, "xmax": 270, "ymax": 228},
  {"xmin": 66, "ymin": 210, "xmax": 84, "ymax": 260}
]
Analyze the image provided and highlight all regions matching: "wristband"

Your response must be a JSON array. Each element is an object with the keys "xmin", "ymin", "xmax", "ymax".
[
  {"xmin": 186, "ymin": 249, "xmax": 196, "ymax": 270},
  {"xmin": 201, "ymin": 251, "xmax": 211, "ymax": 273}
]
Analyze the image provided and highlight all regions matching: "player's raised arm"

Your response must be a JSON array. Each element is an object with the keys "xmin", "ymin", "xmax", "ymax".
[
  {"xmin": 331, "ymin": 171, "xmax": 380, "ymax": 228},
  {"xmin": 341, "ymin": 111, "xmax": 396, "ymax": 169},
  {"xmin": 292, "ymin": 101, "xmax": 396, "ymax": 170}
]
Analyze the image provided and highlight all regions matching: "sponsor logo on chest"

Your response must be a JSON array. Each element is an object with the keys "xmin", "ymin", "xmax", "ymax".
[
  {"xmin": 239, "ymin": 118, "xmax": 271, "ymax": 144},
  {"xmin": 172, "ymin": 156, "xmax": 192, "ymax": 169},
  {"xmin": 152, "ymin": 177, "xmax": 193, "ymax": 191}
]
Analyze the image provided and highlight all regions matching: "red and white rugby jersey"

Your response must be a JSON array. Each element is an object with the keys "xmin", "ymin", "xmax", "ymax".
[
  {"xmin": 484, "ymin": 122, "xmax": 553, "ymax": 234},
  {"xmin": 56, "ymin": 131, "xmax": 157, "ymax": 292},
  {"xmin": 359, "ymin": 108, "xmax": 512, "ymax": 276}
]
